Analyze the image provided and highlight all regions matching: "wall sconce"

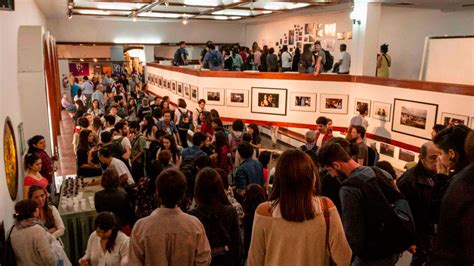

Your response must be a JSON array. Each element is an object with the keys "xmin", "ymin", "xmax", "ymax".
[{"xmin": 350, "ymin": 11, "xmax": 361, "ymax": 25}]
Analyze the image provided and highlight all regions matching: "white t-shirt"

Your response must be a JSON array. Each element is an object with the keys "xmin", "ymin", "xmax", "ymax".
[
  {"xmin": 113, "ymin": 135, "xmax": 131, "ymax": 151},
  {"xmin": 80, "ymin": 230, "xmax": 129, "ymax": 266},
  {"xmin": 109, "ymin": 158, "xmax": 134, "ymax": 185},
  {"xmin": 281, "ymin": 52, "xmax": 292, "ymax": 69},
  {"xmin": 338, "ymin": 51, "xmax": 351, "ymax": 73}
]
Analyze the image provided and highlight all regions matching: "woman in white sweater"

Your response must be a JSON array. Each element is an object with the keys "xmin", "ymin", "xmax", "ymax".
[{"xmin": 248, "ymin": 149, "xmax": 352, "ymax": 266}]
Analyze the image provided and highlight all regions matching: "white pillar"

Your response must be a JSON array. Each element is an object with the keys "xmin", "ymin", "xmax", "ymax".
[{"xmin": 351, "ymin": 2, "xmax": 381, "ymax": 76}]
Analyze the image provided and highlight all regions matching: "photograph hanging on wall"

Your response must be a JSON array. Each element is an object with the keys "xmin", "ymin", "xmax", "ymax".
[
  {"xmin": 323, "ymin": 39, "xmax": 336, "ymax": 52},
  {"xmin": 441, "ymin": 112, "xmax": 469, "ymax": 127},
  {"xmin": 380, "ymin": 143, "xmax": 395, "ymax": 157},
  {"xmin": 308, "ymin": 35, "xmax": 315, "ymax": 43},
  {"xmin": 304, "ymin": 23, "xmax": 315, "ymax": 35},
  {"xmin": 320, "ymin": 94, "xmax": 349, "ymax": 114},
  {"xmin": 289, "ymin": 30, "xmax": 295, "ymax": 45},
  {"xmin": 354, "ymin": 98, "xmax": 371, "ymax": 117},
  {"xmin": 392, "ymin": 99, "xmax": 438, "ymax": 140},
  {"xmin": 177, "ymin": 82, "xmax": 183, "ymax": 96},
  {"xmin": 226, "ymin": 89, "xmax": 249, "ymax": 108},
  {"xmin": 337, "ymin": 32, "xmax": 345, "ymax": 40},
  {"xmin": 316, "ymin": 29, "xmax": 324, "ymax": 37},
  {"xmin": 372, "ymin": 101, "xmax": 392, "ymax": 122},
  {"xmin": 251, "ymin": 87, "xmax": 287, "ymax": 116},
  {"xmin": 324, "ymin": 23, "xmax": 336, "ymax": 37},
  {"xmin": 203, "ymin": 88, "xmax": 225, "ymax": 106},
  {"xmin": 190, "ymin": 86, "xmax": 199, "ymax": 102},
  {"xmin": 167, "ymin": 80, "xmax": 172, "ymax": 91},
  {"xmin": 399, "ymin": 149, "xmax": 416, "ymax": 162},
  {"xmin": 0, "ymin": 0, "xmax": 15, "ymax": 11},
  {"xmin": 290, "ymin": 92, "xmax": 317, "ymax": 112},
  {"xmin": 171, "ymin": 80, "xmax": 177, "ymax": 94},
  {"xmin": 163, "ymin": 79, "xmax": 168, "ymax": 90},
  {"xmin": 184, "ymin": 84, "xmax": 191, "ymax": 99},
  {"xmin": 158, "ymin": 76, "xmax": 163, "ymax": 88},
  {"xmin": 346, "ymin": 31, "xmax": 353, "ymax": 39},
  {"xmin": 317, "ymin": 23, "xmax": 323, "ymax": 29}
]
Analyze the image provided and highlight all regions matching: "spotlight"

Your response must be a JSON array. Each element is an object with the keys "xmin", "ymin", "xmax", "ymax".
[
  {"xmin": 182, "ymin": 17, "xmax": 189, "ymax": 25},
  {"xmin": 93, "ymin": 58, "xmax": 98, "ymax": 62},
  {"xmin": 132, "ymin": 11, "xmax": 137, "ymax": 22},
  {"xmin": 164, "ymin": 1, "xmax": 169, "ymax": 6}
]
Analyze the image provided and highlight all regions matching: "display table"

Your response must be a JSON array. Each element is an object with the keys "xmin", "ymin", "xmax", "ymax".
[{"xmin": 58, "ymin": 177, "xmax": 102, "ymax": 265}]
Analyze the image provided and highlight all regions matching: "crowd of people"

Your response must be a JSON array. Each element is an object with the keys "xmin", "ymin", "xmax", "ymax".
[
  {"xmin": 5, "ymin": 69, "xmax": 472, "ymax": 266},
  {"xmin": 173, "ymin": 40, "xmax": 354, "ymax": 75}
]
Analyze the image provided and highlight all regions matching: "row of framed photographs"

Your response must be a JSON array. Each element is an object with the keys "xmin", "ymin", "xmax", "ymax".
[
  {"xmin": 368, "ymin": 140, "xmax": 417, "ymax": 163},
  {"xmin": 149, "ymin": 74, "xmax": 200, "ymax": 102}
]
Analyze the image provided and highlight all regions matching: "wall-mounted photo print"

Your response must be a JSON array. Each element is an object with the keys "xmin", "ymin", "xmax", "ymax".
[
  {"xmin": 251, "ymin": 87, "xmax": 287, "ymax": 116},
  {"xmin": 392, "ymin": 99, "xmax": 438, "ymax": 140}
]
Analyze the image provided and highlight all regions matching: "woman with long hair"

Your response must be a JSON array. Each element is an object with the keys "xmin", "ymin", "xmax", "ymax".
[
  {"xmin": 199, "ymin": 111, "xmax": 214, "ymax": 138},
  {"xmin": 247, "ymin": 123, "xmax": 261, "ymax": 154},
  {"xmin": 27, "ymin": 135, "xmax": 54, "ymax": 192},
  {"xmin": 80, "ymin": 212, "xmax": 130, "ymax": 266},
  {"xmin": 23, "ymin": 153, "xmax": 48, "ymax": 199},
  {"xmin": 87, "ymin": 99, "xmax": 103, "ymax": 117},
  {"xmin": 155, "ymin": 134, "xmax": 181, "ymax": 166},
  {"xmin": 127, "ymin": 97, "xmax": 138, "ymax": 122},
  {"xmin": 189, "ymin": 167, "xmax": 242, "ymax": 266},
  {"xmin": 213, "ymin": 131, "xmax": 232, "ymax": 177},
  {"xmin": 73, "ymin": 100, "xmax": 86, "ymax": 124},
  {"xmin": 242, "ymin": 184, "xmax": 266, "ymax": 259},
  {"xmin": 76, "ymin": 129, "xmax": 101, "ymax": 177},
  {"xmin": 248, "ymin": 149, "xmax": 351, "ymax": 265},
  {"xmin": 10, "ymin": 199, "xmax": 57, "ymax": 265},
  {"xmin": 28, "ymin": 185, "xmax": 64, "ymax": 238},
  {"xmin": 141, "ymin": 115, "xmax": 158, "ymax": 142}
]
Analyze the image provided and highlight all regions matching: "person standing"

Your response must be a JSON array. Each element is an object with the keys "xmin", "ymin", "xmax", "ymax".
[
  {"xmin": 260, "ymin": 45, "xmax": 268, "ymax": 72},
  {"xmin": 336, "ymin": 44, "xmax": 351, "ymax": 74},
  {"xmin": 173, "ymin": 41, "xmax": 189, "ymax": 66},
  {"xmin": 27, "ymin": 135, "xmax": 55, "ymax": 192},
  {"xmin": 376, "ymin": 43, "xmax": 391, "ymax": 78},
  {"xmin": 82, "ymin": 76, "xmax": 94, "ymax": 107},
  {"xmin": 350, "ymin": 126, "xmax": 369, "ymax": 166},
  {"xmin": 313, "ymin": 41, "xmax": 326, "ymax": 75},
  {"xmin": 203, "ymin": 44, "xmax": 224, "ymax": 71},
  {"xmin": 280, "ymin": 45, "xmax": 292, "ymax": 72},
  {"xmin": 350, "ymin": 105, "xmax": 369, "ymax": 129},
  {"xmin": 251, "ymin": 42, "xmax": 262, "ymax": 70},
  {"xmin": 291, "ymin": 47, "xmax": 301, "ymax": 72},
  {"xmin": 314, "ymin": 116, "xmax": 333, "ymax": 148},
  {"xmin": 193, "ymin": 99, "xmax": 207, "ymax": 130},
  {"xmin": 265, "ymin": 48, "xmax": 278, "ymax": 72},
  {"xmin": 128, "ymin": 169, "xmax": 212, "ymax": 265}
]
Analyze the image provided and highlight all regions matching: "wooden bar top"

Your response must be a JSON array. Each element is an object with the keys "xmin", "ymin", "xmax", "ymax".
[{"xmin": 147, "ymin": 63, "xmax": 474, "ymax": 96}]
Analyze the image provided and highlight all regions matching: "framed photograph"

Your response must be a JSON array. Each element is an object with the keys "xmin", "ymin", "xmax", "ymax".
[
  {"xmin": 304, "ymin": 23, "xmax": 315, "ymax": 35},
  {"xmin": 190, "ymin": 86, "xmax": 199, "ymax": 102},
  {"xmin": 316, "ymin": 29, "xmax": 324, "ymax": 37},
  {"xmin": 380, "ymin": 143, "xmax": 395, "ymax": 157},
  {"xmin": 392, "ymin": 99, "xmax": 438, "ymax": 140},
  {"xmin": 372, "ymin": 101, "xmax": 392, "ymax": 122},
  {"xmin": 176, "ymin": 82, "xmax": 183, "ymax": 96},
  {"xmin": 0, "ymin": 0, "xmax": 14, "ymax": 11},
  {"xmin": 441, "ymin": 112, "xmax": 469, "ymax": 127},
  {"xmin": 204, "ymin": 88, "xmax": 225, "ymax": 106},
  {"xmin": 3, "ymin": 117, "xmax": 18, "ymax": 200},
  {"xmin": 162, "ymin": 79, "xmax": 167, "ymax": 89},
  {"xmin": 354, "ymin": 98, "xmax": 371, "ymax": 117},
  {"xmin": 324, "ymin": 23, "xmax": 336, "ymax": 37},
  {"xmin": 171, "ymin": 80, "xmax": 177, "ymax": 94},
  {"xmin": 167, "ymin": 80, "xmax": 172, "ymax": 91},
  {"xmin": 289, "ymin": 30, "xmax": 295, "ymax": 45},
  {"xmin": 158, "ymin": 76, "xmax": 163, "ymax": 88},
  {"xmin": 183, "ymin": 84, "xmax": 191, "ymax": 99},
  {"xmin": 290, "ymin": 92, "xmax": 317, "ymax": 112},
  {"xmin": 399, "ymin": 148, "xmax": 416, "ymax": 163},
  {"xmin": 337, "ymin": 32, "xmax": 345, "ymax": 40},
  {"xmin": 226, "ymin": 89, "xmax": 249, "ymax": 107},
  {"xmin": 251, "ymin": 87, "xmax": 288, "ymax": 116},
  {"xmin": 320, "ymin": 94, "xmax": 349, "ymax": 114}
]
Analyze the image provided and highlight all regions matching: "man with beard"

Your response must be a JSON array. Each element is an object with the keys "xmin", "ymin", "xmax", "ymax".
[
  {"xmin": 397, "ymin": 141, "xmax": 440, "ymax": 265},
  {"xmin": 318, "ymin": 142, "xmax": 410, "ymax": 266}
]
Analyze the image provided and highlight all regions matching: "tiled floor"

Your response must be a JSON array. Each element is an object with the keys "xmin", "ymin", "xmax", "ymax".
[{"xmin": 54, "ymin": 111, "xmax": 77, "ymax": 190}]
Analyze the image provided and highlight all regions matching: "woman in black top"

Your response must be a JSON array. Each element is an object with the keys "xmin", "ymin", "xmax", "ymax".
[
  {"xmin": 76, "ymin": 130, "xmax": 101, "ymax": 177},
  {"xmin": 188, "ymin": 167, "xmax": 242, "ymax": 266},
  {"xmin": 73, "ymin": 100, "xmax": 86, "ymax": 125},
  {"xmin": 242, "ymin": 184, "xmax": 267, "ymax": 259},
  {"xmin": 247, "ymin": 123, "xmax": 261, "ymax": 156}
]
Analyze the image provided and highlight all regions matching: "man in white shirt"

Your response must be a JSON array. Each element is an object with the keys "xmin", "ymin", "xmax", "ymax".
[
  {"xmin": 82, "ymin": 76, "xmax": 94, "ymax": 107},
  {"xmin": 280, "ymin": 45, "xmax": 292, "ymax": 72},
  {"xmin": 113, "ymin": 121, "xmax": 131, "ymax": 162},
  {"xmin": 336, "ymin": 44, "xmax": 351, "ymax": 74},
  {"xmin": 98, "ymin": 148, "xmax": 134, "ymax": 185}
]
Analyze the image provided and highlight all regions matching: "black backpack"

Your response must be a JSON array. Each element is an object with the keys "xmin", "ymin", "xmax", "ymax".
[
  {"xmin": 177, "ymin": 109, "xmax": 191, "ymax": 130},
  {"xmin": 367, "ymin": 146, "xmax": 380, "ymax": 166},
  {"xmin": 1, "ymin": 227, "xmax": 17, "ymax": 266},
  {"xmin": 342, "ymin": 167, "xmax": 416, "ymax": 260},
  {"xmin": 322, "ymin": 50, "xmax": 334, "ymax": 72},
  {"xmin": 210, "ymin": 51, "xmax": 220, "ymax": 67},
  {"xmin": 190, "ymin": 207, "xmax": 233, "ymax": 264}
]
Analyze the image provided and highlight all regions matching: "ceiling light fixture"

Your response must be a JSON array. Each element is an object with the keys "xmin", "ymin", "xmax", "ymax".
[
  {"xmin": 93, "ymin": 58, "xmax": 98, "ymax": 62},
  {"xmin": 164, "ymin": 1, "xmax": 169, "ymax": 6},
  {"xmin": 182, "ymin": 16, "xmax": 189, "ymax": 25},
  {"xmin": 132, "ymin": 11, "xmax": 138, "ymax": 22}
]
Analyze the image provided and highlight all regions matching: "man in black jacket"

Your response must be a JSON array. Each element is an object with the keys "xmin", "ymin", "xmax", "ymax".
[{"xmin": 397, "ymin": 141, "xmax": 439, "ymax": 265}]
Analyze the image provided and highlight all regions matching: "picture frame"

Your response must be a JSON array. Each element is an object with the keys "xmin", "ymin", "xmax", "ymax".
[
  {"xmin": 372, "ymin": 101, "xmax": 392, "ymax": 122},
  {"xmin": 158, "ymin": 76, "xmax": 163, "ymax": 88},
  {"xmin": 251, "ymin": 87, "xmax": 287, "ymax": 116},
  {"xmin": 320, "ymin": 94, "xmax": 349, "ymax": 114},
  {"xmin": 176, "ymin": 82, "xmax": 183, "ymax": 96},
  {"xmin": 290, "ymin": 92, "xmax": 317, "ymax": 112},
  {"xmin": 440, "ymin": 112, "xmax": 469, "ymax": 127},
  {"xmin": 3, "ymin": 117, "xmax": 18, "ymax": 200},
  {"xmin": 167, "ymin": 80, "xmax": 172, "ymax": 91},
  {"xmin": 392, "ymin": 99, "xmax": 438, "ymax": 140},
  {"xmin": 226, "ymin": 89, "xmax": 249, "ymax": 108},
  {"xmin": 203, "ymin": 88, "xmax": 225, "ymax": 106},
  {"xmin": 163, "ymin": 79, "xmax": 167, "ymax": 89},
  {"xmin": 354, "ymin": 98, "xmax": 371, "ymax": 117},
  {"xmin": 190, "ymin": 85, "xmax": 199, "ymax": 102},
  {"xmin": 183, "ymin": 84, "xmax": 191, "ymax": 99},
  {"xmin": 0, "ymin": 0, "xmax": 14, "ymax": 11},
  {"xmin": 171, "ymin": 80, "xmax": 177, "ymax": 94},
  {"xmin": 380, "ymin": 143, "xmax": 395, "ymax": 158},
  {"xmin": 399, "ymin": 148, "xmax": 416, "ymax": 163}
]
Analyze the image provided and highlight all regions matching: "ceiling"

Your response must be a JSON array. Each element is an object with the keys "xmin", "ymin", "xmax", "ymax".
[{"xmin": 35, "ymin": 0, "xmax": 474, "ymax": 22}]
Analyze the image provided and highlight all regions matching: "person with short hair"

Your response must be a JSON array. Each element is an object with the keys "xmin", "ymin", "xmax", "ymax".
[
  {"xmin": 350, "ymin": 125, "xmax": 369, "ymax": 166},
  {"xmin": 98, "ymin": 148, "xmax": 134, "ymax": 185},
  {"xmin": 129, "ymin": 121, "xmax": 147, "ymax": 181},
  {"xmin": 313, "ymin": 40, "xmax": 327, "ymax": 75},
  {"xmin": 173, "ymin": 41, "xmax": 189, "ymax": 66},
  {"xmin": 193, "ymin": 99, "xmax": 207, "ymax": 130},
  {"xmin": 203, "ymin": 44, "xmax": 224, "ymax": 71},
  {"xmin": 80, "ymin": 212, "xmax": 130, "ymax": 266},
  {"xmin": 336, "ymin": 43, "xmax": 351, "ymax": 74},
  {"xmin": 175, "ymin": 98, "xmax": 192, "ymax": 148},
  {"xmin": 157, "ymin": 110, "xmax": 180, "ymax": 146},
  {"xmin": 300, "ymin": 130, "xmax": 318, "ymax": 154},
  {"xmin": 266, "ymin": 47, "xmax": 278, "ymax": 72},
  {"xmin": 376, "ymin": 44, "xmax": 391, "ymax": 78},
  {"xmin": 280, "ymin": 45, "xmax": 292, "ymax": 72},
  {"xmin": 128, "ymin": 169, "xmax": 212, "ymax": 265},
  {"xmin": 113, "ymin": 121, "xmax": 132, "ymax": 162},
  {"xmin": 82, "ymin": 75, "xmax": 94, "ymax": 107},
  {"xmin": 248, "ymin": 150, "xmax": 351, "ymax": 265},
  {"xmin": 350, "ymin": 105, "xmax": 369, "ymax": 129},
  {"xmin": 314, "ymin": 116, "xmax": 333, "ymax": 148},
  {"xmin": 234, "ymin": 142, "xmax": 264, "ymax": 195},
  {"xmin": 182, "ymin": 132, "xmax": 207, "ymax": 163}
]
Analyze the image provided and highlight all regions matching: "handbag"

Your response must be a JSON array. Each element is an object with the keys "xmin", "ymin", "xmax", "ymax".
[
  {"xmin": 1, "ymin": 226, "xmax": 17, "ymax": 266},
  {"xmin": 321, "ymin": 197, "xmax": 336, "ymax": 266}
]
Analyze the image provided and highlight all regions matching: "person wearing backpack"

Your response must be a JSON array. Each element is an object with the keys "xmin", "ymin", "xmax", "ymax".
[
  {"xmin": 231, "ymin": 47, "xmax": 243, "ymax": 71},
  {"xmin": 189, "ymin": 168, "xmax": 242, "ymax": 266},
  {"xmin": 313, "ymin": 41, "xmax": 334, "ymax": 75},
  {"xmin": 318, "ymin": 141, "xmax": 416, "ymax": 266},
  {"xmin": 202, "ymin": 44, "xmax": 224, "ymax": 71},
  {"xmin": 175, "ymin": 98, "xmax": 191, "ymax": 148},
  {"xmin": 173, "ymin": 41, "xmax": 188, "ymax": 66}
]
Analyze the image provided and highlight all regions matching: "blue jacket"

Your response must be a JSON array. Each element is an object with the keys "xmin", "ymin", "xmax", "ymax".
[{"xmin": 235, "ymin": 158, "xmax": 264, "ymax": 190}]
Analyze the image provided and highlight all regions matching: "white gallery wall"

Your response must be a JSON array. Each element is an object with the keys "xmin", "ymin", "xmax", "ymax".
[{"xmin": 0, "ymin": 0, "xmax": 47, "ymax": 230}]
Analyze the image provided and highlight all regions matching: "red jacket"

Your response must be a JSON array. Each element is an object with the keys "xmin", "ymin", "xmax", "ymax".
[{"xmin": 313, "ymin": 131, "xmax": 333, "ymax": 147}]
